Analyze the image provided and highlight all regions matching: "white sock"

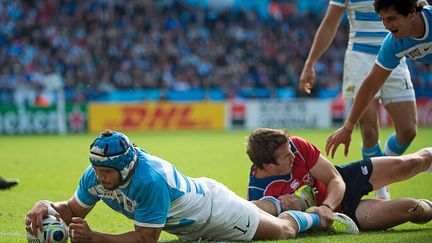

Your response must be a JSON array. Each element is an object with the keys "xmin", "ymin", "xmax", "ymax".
[
  {"xmin": 281, "ymin": 210, "xmax": 320, "ymax": 233},
  {"xmin": 376, "ymin": 187, "xmax": 390, "ymax": 200}
]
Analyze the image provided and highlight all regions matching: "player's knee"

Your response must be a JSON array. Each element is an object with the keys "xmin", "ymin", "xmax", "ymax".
[
  {"xmin": 258, "ymin": 222, "xmax": 294, "ymax": 240},
  {"xmin": 279, "ymin": 223, "xmax": 297, "ymax": 239},
  {"xmin": 396, "ymin": 126, "xmax": 417, "ymax": 143},
  {"xmin": 273, "ymin": 215, "xmax": 297, "ymax": 239},
  {"xmin": 397, "ymin": 152, "xmax": 427, "ymax": 175},
  {"xmin": 359, "ymin": 125, "xmax": 379, "ymax": 145},
  {"xmin": 255, "ymin": 215, "xmax": 296, "ymax": 240}
]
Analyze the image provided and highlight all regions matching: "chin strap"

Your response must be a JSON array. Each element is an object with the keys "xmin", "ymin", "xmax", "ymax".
[{"xmin": 120, "ymin": 157, "xmax": 138, "ymax": 186}]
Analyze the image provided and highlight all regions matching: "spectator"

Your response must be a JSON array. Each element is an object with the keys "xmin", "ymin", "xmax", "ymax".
[{"xmin": 0, "ymin": 0, "xmax": 358, "ymax": 103}]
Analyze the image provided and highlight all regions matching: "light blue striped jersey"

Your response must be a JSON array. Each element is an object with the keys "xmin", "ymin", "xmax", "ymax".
[
  {"xmin": 75, "ymin": 148, "xmax": 211, "ymax": 235},
  {"xmin": 377, "ymin": 6, "xmax": 432, "ymax": 70},
  {"xmin": 330, "ymin": 0, "xmax": 389, "ymax": 54}
]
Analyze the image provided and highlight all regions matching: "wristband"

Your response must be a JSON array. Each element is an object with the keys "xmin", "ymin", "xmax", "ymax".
[
  {"xmin": 321, "ymin": 203, "xmax": 333, "ymax": 211},
  {"xmin": 41, "ymin": 200, "xmax": 58, "ymax": 216}
]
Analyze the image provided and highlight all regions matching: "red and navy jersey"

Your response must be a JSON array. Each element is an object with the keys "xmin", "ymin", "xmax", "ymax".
[{"xmin": 248, "ymin": 136, "xmax": 328, "ymax": 207}]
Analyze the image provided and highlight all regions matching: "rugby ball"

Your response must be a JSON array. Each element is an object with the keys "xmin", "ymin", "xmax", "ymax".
[
  {"xmin": 294, "ymin": 185, "xmax": 317, "ymax": 210},
  {"xmin": 26, "ymin": 215, "xmax": 68, "ymax": 243}
]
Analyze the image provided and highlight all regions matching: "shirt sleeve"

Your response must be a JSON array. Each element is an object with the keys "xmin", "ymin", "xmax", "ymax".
[
  {"xmin": 329, "ymin": 0, "xmax": 347, "ymax": 7},
  {"xmin": 291, "ymin": 136, "xmax": 320, "ymax": 169},
  {"xmin": 248, "ymin": 168, "xmax": 265, "ymax": 201},
  {"xmin": 133, "ymin": 175, "xmax": 171, "ymax": 228},
  {"xmin": 376, "ymin": 34, "xmax": 401, "ymax": 70},
  {"xmin": 247, "ymin": 188, "xmax": 263, "ymax": 201},
  {"xmin": 75, "ymin": 166, "xmax": 100, "ymax": 208}
]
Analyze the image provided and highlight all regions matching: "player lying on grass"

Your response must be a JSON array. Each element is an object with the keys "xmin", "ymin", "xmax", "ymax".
[
  {"xmin": 247, "ymin": 128, "xmax": 432, "ymax": 231},
  {"xmin": 25, "ymin": 130, "xmax": 358, "ymax": 243}
]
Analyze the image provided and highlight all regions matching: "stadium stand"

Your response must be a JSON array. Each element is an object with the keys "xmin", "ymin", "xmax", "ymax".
[{"xmin": 0, "ymin": 0, "xmax": 430, "ymax": 104}]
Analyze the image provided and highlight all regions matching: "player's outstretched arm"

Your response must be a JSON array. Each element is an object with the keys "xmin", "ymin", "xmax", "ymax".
[
  {"xmin": 25, "ymin": 196, "xmax": 91, "ymax": 237},
  {"xmin": 325, "ymin": 64, "xmax": 391, "ymax": 158},
  {"xmin": 344, "ymin": 64, "xmax": 391, "ymax": 135},
  {"xmin": 69, "ymin": 218, "xmax": 162, "ymax": 243},
  {"xmin": 308, "ymin": 154, "xmax": 345, "ymax": 229},
  {"xmin": 300, "ymin": 5, "xmax": 344, "ymax": 94}
]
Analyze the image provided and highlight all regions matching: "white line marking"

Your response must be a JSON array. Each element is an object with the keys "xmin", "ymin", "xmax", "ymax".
[{"xmin": 0, "ymin": 232, "xmax": 25, "ymax": 237}]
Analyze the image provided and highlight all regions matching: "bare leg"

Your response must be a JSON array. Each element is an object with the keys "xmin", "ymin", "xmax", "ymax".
[
  {"xmin": 357, "ymin": 101, "xmax": 391, "ymax": 199},
  {"xmin": 358, "ymin": 100, "xmax": 380, "ymax": 148},
  {"xmin": 253, "ymin": 208, "xmax": 297, "ymax": 240},
  {"xmin": 356, "ymin": 198, "xmax": 432, "ymax": 230},
  {"xmin": 251, "ymin": 199, "xmax": 278, "ymax": 216},
  {"xmin": 384, "ymin": 101, "xmax": 417, "ymax": 146},
  {"xmin": 369, "ymin": 149, "xmax": 432, "ymax": 189}
]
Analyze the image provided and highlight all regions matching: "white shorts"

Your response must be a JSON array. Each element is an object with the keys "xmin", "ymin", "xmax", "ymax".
[
  {"xmin": 343, "ymin": 50, "xmax": 415, "ymax": 105},
  {"xmin": 178, "ymin": 178, "xmax": 260, "ymax": 241}
]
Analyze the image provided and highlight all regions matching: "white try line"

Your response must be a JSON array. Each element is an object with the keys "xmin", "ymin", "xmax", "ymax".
[{"xmin": 0, "ymin": 232, "xmax": 25, "ymax": 237}]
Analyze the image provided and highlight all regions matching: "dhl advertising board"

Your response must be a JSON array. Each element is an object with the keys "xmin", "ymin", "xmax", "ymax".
[{"xmin": 88, "ymin": 102, "xmax": 225, "ymax": 132}]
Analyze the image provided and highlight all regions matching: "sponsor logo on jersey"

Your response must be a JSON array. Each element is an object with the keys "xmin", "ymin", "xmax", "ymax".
[
  {"xmin": 361, "ymin": 165, "xmax": 369, "ymax": 175},
  {"xmin": 408, "ymin": 48, "xmax": 422, "ymax": 59},
  {"xmin": 290, "ymin": 179, "xmax": 300, "ymax": 189},
  {"xmin": 302, "ymin": 173, "xmax": 315, "ymax": 186},
  {"xmin": 89, "ymin": 185, "xmax": 137, "ymax": 213}
]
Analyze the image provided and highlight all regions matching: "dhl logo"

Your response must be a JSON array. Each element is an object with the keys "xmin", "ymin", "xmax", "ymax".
[
  {"xmin": 89, "ymin": 103, "xmax": 224, "ymax": 131},
  {"xmin": 120, "ymin": 106, "xmax": 211, "ymax": 129}
]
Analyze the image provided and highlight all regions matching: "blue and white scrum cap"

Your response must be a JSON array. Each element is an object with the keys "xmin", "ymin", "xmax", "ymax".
[{"xmin": 89, "ymin": 130, "xmax": 137, "ymax": 180}]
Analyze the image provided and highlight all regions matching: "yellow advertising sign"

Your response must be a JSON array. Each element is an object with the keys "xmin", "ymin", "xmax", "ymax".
[{"xmin": 89, "ymin": 102, "xmax": 225, "ymax": 132}]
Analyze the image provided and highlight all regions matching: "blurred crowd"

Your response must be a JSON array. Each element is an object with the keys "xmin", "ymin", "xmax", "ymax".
[{"xmin": 0, "ymin": 0, "xmax": 429, "ymax": 105}]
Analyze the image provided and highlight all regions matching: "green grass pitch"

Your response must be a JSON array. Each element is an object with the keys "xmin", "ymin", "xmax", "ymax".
[{"xmin": 0, "ymin": 127, "xmax": 431, "ymax": 242}]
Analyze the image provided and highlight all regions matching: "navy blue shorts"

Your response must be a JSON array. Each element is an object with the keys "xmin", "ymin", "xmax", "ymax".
[{"xmin": 335, "ymin": 158, "xmax": 374, "ymax": 229}]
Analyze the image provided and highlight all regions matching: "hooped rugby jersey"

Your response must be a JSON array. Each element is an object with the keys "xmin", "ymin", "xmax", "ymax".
[
  {"xmin": 248, "ymin": 136, "xmax": 329, "ymax": 207},
  {"xmin": 75, "ymin": 148, "xmax": 211, "ymax": 236},
  {"xmin": 331, "ymin": 0, "xmax": 390, "ymax": 55},
  {"xmin": 377, "ymin": 6, "xmax": 432, "ymax": 69}
]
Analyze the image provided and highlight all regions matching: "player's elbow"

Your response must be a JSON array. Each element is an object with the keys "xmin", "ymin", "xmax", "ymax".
[
  {"xmin": 337, "ymin": 178, "xmax": 346, "ymax": 196},
  {"xmin": 330, "ymin": 174, "xmax": 346, "ymax": 197}
]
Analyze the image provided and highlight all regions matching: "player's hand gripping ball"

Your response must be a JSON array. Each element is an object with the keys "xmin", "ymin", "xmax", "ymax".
[{"xmin": 26, "ymin": 215, "xmax": 69, "ymax": 243}]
